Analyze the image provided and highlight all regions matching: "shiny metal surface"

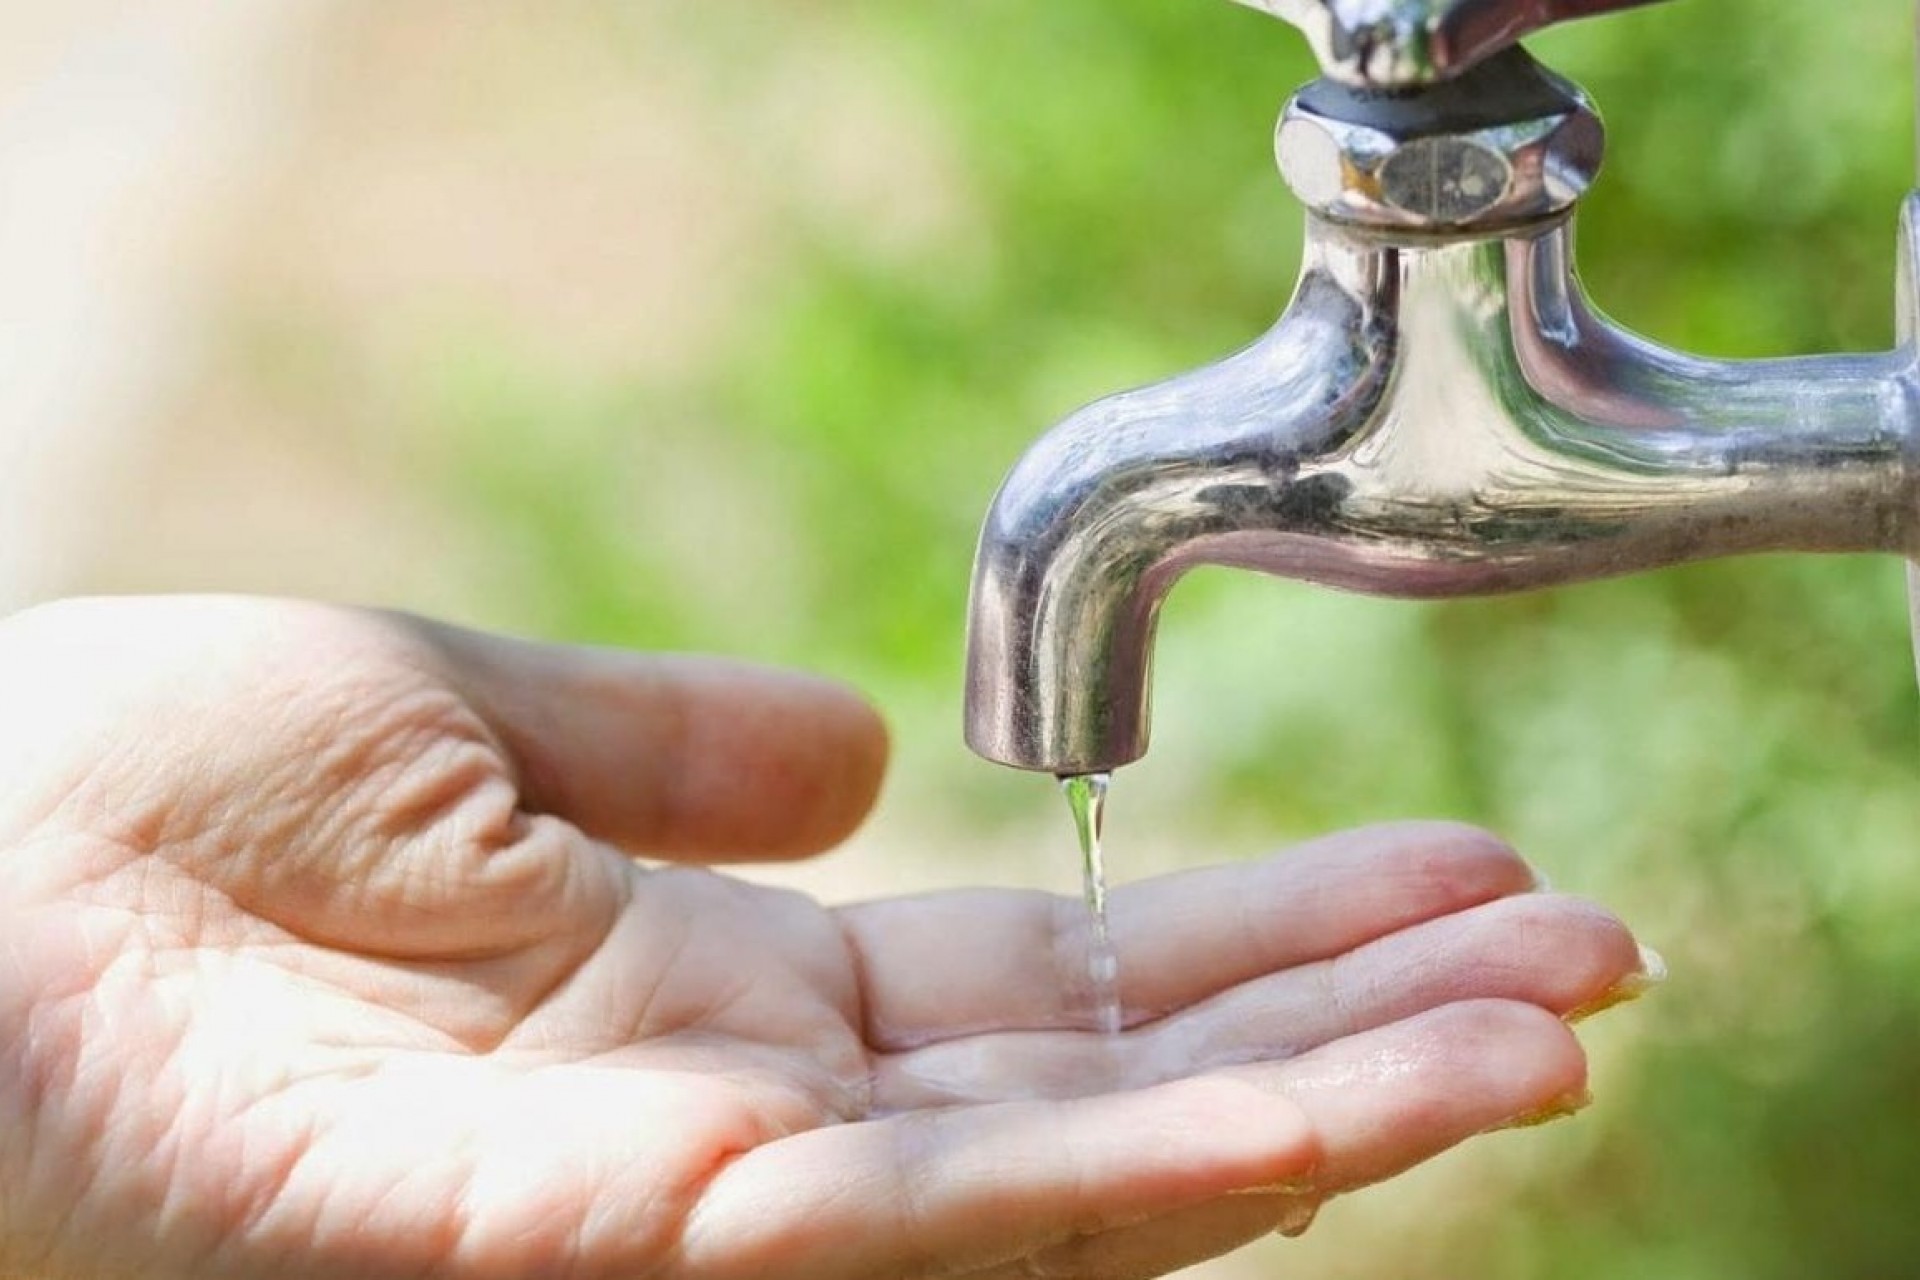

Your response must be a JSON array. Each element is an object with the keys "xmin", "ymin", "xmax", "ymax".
[
  {"xmin": 1234, "ymin": 0, "xmax": 1670, "ymax": 86},
  {"xmin": 965, "ymin": 203, "xmax": 1920, "ymax": 774},
  {"xmin": 1277, "ymin": 47, "xmax": 1603, "ymax": 232}
]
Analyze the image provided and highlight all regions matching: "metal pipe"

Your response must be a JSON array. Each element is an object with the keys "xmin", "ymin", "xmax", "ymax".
[{"xmin": 966, "ymin": 211, "xmax": 1920, "ymax": 774}]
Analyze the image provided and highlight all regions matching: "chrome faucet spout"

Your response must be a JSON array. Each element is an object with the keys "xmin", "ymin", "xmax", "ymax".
[
  {"xmin": 964, "ymin": 209, "xmax": 1920, "ymax": 775},
  {"xmin": 965, "ymin": 1, "xmax": 1920, "ymax": 777},
  {"xmin": 965, "ymin": 229, "xmax": 1397, "ymax": 776}
]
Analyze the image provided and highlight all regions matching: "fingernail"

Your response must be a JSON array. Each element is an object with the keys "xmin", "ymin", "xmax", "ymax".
[
  {"xmin": 1567, "ymin": 943, "xmax": 1669, "ymax": 1024},
  {"xmin": 1493, "ymin": 1088, "xmax": 1593, "ymax": 1132},
  {"xmin": 1529, "ymin": 865, "xmax": 1554, "ymax": 892},
  {"xmin": 1637, "ymin": 943, "xmax": 1670, "ymax": 984},
  {"xmin": 1274, "ymin": 1196, "xmax": 1321, "ymax": 1239}
]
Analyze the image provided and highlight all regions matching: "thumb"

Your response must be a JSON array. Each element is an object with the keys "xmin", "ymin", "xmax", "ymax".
[{"xmin": 418, "ymin": 619, "xmax": 889, "ymax": 862}]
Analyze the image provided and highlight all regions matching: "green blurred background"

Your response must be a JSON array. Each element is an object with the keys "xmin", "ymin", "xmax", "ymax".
[{"xmin": 16, "ymin": 0, "xmax": 1920, "ymax": 1274}]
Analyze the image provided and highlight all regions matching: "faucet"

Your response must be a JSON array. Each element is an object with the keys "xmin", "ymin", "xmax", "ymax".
[{"xmin": 964, "ymin": 0, "xmax": 1920, "ymax": 777}]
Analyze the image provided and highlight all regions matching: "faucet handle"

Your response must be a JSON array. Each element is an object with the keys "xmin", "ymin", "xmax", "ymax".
[{"xmin": 1238, "ymin": 0, "xmax": 1668, "ymax": 86}]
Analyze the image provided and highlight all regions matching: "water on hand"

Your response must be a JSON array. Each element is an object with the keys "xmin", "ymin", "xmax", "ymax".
[{"xmin": 1060, "ymin": 772, "xmax": 1124, "ymax": 1037}]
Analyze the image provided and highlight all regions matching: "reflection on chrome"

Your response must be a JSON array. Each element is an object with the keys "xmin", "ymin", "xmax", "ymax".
[{"xmin": 966, "ymin": 182, "xmax": 1920, "ymax": 777}]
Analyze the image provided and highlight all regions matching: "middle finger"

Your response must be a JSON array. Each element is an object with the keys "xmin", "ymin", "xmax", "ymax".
[{"xmin": 872, "ymin": 891, "xmax": 1642, "ymax": 1109}]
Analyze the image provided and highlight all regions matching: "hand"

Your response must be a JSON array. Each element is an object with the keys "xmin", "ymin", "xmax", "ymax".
[{"xmin": 0, "ymin": 597, "xmax": 1650, "ymax": 1280}]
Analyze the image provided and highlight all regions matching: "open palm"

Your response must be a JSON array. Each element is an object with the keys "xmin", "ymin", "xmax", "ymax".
[{"xmin": 0, "ymin": 598, "xmax": 1648, "ymax": 1280}]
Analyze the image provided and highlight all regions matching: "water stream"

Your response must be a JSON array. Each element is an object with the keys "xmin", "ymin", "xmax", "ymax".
[{"xmin": 1061, "ymin": 772, "xmax": 1124, "ymax": 1037}]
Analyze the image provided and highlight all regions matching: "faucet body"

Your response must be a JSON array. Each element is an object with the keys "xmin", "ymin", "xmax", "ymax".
[
  {"xmin": 966, "ymin": 207, "xmax": 1920, "ymax": 774},
  {"xmin": 1234, "ymin": 0, "xmax": 1667, "ymax": 86}
]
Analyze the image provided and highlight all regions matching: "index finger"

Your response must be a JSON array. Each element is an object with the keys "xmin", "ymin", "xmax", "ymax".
[
  {"xmin": 838, "ymin": 821, "xmax": 1536, "ymax": 1049},
  {"xmin": 417, "ymin": 619, "xmax": 890, "ymax": 862}
]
